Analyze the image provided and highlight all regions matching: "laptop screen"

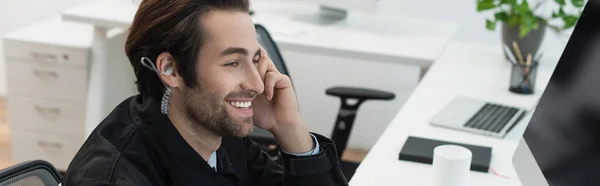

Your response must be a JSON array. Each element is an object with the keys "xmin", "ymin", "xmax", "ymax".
[{"xmin": 522, "ymin": 1, "xmax": 600, "ymax": 185}]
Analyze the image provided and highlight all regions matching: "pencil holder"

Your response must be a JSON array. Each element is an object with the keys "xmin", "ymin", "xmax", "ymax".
[{"xmin": 509, "ymin": 62, "xmax": 538, "ymax": 95}]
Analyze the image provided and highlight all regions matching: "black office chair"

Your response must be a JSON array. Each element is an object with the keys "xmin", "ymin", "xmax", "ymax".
[
  {"xmin": 0, "ymin": 160, "xmax": 62, "ymax": 186},
  {"xmin": 252, "ymin": 24, "xmax": 395, "ymax": 180}
]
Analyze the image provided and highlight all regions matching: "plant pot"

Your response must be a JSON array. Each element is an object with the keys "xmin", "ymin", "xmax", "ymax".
[{"xmin": 501, "ymin": 22, "xmax": 546, "ymax": 62}]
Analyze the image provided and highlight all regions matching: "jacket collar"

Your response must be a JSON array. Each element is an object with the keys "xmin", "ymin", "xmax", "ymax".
[{"xmin": 128, "ymin": 95, "xmax": 240, "ymax": 185}]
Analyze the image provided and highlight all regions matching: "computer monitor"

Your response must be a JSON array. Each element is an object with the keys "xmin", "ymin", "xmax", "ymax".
[
  {"xmin": 276, "ymin": 0, "xmax": 378, "ymax": 13},
  {"xmin": 512, "ymin": 1, "xmax": 600, "ymax": 186},
  {"xmin": 313, "ymin": 0, "xmax": 379, "ymax": 15},
  {"xmin": 255, "ymin": 0, "xmax": 379, "ymax": 24}
]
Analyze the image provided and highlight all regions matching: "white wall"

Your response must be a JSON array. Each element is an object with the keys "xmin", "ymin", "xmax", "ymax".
[
  {"xmin": 376, "ymin": 0, "xmax": 570, "ymax": 56},
  {"xmin": 378, "ymin": 0, "xmax": 497, "ymax": 44},
  {"xmin": 0, "ymin": 0, "xmax": 98, "ymax": 96}
]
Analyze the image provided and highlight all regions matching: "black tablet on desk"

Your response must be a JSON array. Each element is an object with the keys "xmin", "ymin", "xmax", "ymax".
[{"xmin": 398, "ymin": 136, "xmax": 492, "ymax": 173}]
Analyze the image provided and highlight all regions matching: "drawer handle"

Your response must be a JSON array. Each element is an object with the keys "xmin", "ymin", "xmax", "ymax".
[
  {"xmin": 35, "ymin": 105, "xmax": 61, "ymax": 115},
  {"xmin": 32, "ymin": 69, "xmax": 58, "ymax": 79},
  {"xmin": 37, "ymin": 141, "xmax": 63, "ymax": 150},
  {"xmin": 30, "ymin": 52, "xmax": 58, "ymax": 62}
]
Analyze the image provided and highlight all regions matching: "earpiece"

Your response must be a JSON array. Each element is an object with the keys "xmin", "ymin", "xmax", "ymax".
[
  {"xmin": 162, "ymin": 67, "xmax": 174, "ymax": 75},
  {"xmin": 142, "ymin": 56, "xmax": 173, "ymax": 76}
]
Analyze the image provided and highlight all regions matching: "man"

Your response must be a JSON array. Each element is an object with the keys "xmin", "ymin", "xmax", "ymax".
[{"xmin": 62, "ymin": 0, "xmax": 348, "ymax": 185}]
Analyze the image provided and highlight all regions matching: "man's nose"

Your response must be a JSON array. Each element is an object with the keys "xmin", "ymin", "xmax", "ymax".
[{"xmin": 241, "ymin": 66, "xmax": 264, "ymax": 94}]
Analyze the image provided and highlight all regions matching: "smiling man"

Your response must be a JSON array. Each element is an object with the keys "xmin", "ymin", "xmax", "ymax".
[{"xmin": 61, "ymin": 0, "xmax": 347, "ymax": 185}]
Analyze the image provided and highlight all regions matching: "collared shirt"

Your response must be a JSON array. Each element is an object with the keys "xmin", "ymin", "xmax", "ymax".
[{"xmin": 62, "ymin": 95, "xmax": 348, "ymax": 186}]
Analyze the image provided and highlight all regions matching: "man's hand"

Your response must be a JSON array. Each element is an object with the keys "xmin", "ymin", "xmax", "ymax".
[{"xmin": 252, "ymin": 46, "xmax": 315, "ymax": 154}]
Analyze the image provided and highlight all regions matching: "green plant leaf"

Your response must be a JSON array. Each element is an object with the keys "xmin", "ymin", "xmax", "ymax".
[
  {"xmin": 495, "ymin": 12, "xmax": 510, "ymax": 21},
  {"xmin": 571, "ymin": 0, "xmax": 585, "ymax": 7},
  {"xmin": 552, "ymin": 8, "xmax": 566, "ymax": 19},
  {"xmin": 477, "ymin": 0, "xmax": 497, "ymax": 11},
  {"xmin": 519, "ymin": 27, "xmax": 530, "ymax": 38},
  {"xmin": 517, "ymin": 0, "xmax": 530, "ymax": 15},
  {"xmin": 519, "ymin": 23, "xmax": 532, "ymax": 38},
  {"xmin": 559, "ymin": 8, "xmax": 566, "ymax": 16},
  {"xmin": 486, "ymin": 19, "xmax": 497, "ymax": 30},
  {"xmin": 555, "ymin": 0, "xmax": 566, "ymax": 5},
  {"xmin": 563, "ymin": 15, "xmax": 579, "ymax": 28},
  {"xmin": 523, "ymin": 14, "xmax": 537, "ymax": 26},
  {"xmin": 519, "ymin": 14, "xmax": 536, "ymax": 38},
  {"xmin": 509, "ymin": 16, "xmax": 519, "ymax": 27},
  {"xmin": 501, "ymin": 0, "xmax": 517, "ymax": 6}
]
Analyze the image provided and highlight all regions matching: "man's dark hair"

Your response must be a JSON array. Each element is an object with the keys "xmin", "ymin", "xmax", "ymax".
[{"xmin": 125, "ymin": 0, "xmax": 250, "ymax": 99}]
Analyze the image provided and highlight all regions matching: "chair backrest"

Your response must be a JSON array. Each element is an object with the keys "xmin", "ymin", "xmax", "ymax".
[
  {"xmin": 0, "ymin": 160, "xmax": 61, "ymax": 186},
  {"xmin": 255, "ymin": 24, "xmax": 290, "ymax": 77}
]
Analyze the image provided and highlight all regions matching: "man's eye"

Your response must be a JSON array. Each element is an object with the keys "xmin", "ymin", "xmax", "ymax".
[{"xmin": 225, "ymin": 61, "xmax": 239, "ymax": 67}]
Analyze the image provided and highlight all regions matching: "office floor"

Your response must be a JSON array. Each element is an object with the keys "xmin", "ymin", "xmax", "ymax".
[
  {"xmin": 0, "ymin": 98, "xmax": 12, "ymax": 170},
  {"xmin": 0, "ymin": 97, "xmax": 367, "ymax": 170}
]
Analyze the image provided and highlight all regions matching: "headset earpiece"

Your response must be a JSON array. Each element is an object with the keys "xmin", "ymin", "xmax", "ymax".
[{"xmin": 162, "ymin": 67, "xmax": 174, "ymax": 75}]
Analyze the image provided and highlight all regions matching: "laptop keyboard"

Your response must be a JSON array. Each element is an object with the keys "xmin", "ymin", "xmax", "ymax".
[{"xmin": 464, "ymin": 103, "xmax": 519, "ymax": 133}]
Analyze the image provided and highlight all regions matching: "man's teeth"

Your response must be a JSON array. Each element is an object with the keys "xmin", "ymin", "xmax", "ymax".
[{"xmin": 229, "ymin": 101, "xmax": 251, "ymax": 108}]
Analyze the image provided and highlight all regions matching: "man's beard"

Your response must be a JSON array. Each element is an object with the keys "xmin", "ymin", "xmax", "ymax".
[{"xmin": 182, "ymin": 86, "xmax": 254, "ymax": 138}]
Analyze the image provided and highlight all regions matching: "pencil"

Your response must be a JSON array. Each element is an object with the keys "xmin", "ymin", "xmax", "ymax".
[
  {"xmin": 512, "ymin": 41, "xmax": 525, "ymax": 65},
  {"xmin": 525, "ymin": 53, "xmax": 532, "ymax": 75}
]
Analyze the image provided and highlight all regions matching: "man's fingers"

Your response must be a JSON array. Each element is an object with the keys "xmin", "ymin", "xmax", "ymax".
[
  {"xmin": 257, "ymin": 54, "xmax": 270, "ymax": 81},
  {"xmin": 264, "ymin": 71, "xmax": 280, "ymax": 100},
  {"xmin": 260, "ymin": 45, "xmax": 269, "ymax": 57},
  {"xmin": 259, "ymin": 45, "xmax": 288, "ymax": 101},
  {"xmin": 257, "ymin": 46, "xmax": 279, "ymax": 81}
]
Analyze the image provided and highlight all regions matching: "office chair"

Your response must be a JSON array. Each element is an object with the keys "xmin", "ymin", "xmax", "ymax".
[
  {"xmin": 0, "ymin": 160, "xmax": 62, "ymax": 186},
  {"xmin": 252, "ymin": 24, "xmax": 395, "ymax": 180}
]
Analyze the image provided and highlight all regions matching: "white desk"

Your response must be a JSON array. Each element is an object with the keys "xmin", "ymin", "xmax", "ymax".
[
  {"xmin": 349, "ymin": 41, "xmax": 560, "ymax": 186},
  {"xmin": 60, "ymin": 0, "xmax": 459, "ymax": 137},
  {"xmin": 249, "ymin": 0, "xmax": 459, "ymax": 68},
  {"xmin": 61, "ymin": 0, "xmax": 138, "ymax": 136}
]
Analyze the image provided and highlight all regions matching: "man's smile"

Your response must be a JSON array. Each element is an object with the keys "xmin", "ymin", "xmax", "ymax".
[{"xmin": 225, "ymin": 99, "xmax": 254, "ymax": 117}]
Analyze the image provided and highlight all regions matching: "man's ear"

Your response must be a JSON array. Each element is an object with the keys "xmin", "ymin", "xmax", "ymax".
[{"xmin": 156, "ymin": 52, "xmax": 180, "ymax": 88}]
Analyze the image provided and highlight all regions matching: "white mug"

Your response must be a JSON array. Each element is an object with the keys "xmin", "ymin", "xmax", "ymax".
[{"xmin": 432, "ymin": 144, "xmax": 473, "ymax": 186}]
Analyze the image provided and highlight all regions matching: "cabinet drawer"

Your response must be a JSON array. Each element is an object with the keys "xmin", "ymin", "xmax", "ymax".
[
  {"xmin": 10, "ymin": 129, "xmax": 85, "ymax": 171},
  {"xmin": 8, "ymin": 97, "xmax": 86, "ymax": 137},
  {"xmin": 6, "ymin": 60, "xmax": 88, "ymax": 103},
  {"xmin": 3, "ymin": 39, "xmax": 88, "ymax": 68}
]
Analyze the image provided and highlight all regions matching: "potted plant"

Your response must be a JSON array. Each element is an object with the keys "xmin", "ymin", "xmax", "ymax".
[{"xmin": 476, "ymin": 0, "xmax": 585, "ymax": 61}]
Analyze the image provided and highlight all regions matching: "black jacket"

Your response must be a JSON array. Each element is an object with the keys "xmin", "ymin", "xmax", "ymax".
[{"xmin": 62, "ymin": 95, "xmax": 348, "ymax": 186}]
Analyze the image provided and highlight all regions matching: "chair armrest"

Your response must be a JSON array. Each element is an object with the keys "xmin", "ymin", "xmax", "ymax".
[{"xmin": 325, "ymin": 86, "xmax": 395, "ymax": 101}]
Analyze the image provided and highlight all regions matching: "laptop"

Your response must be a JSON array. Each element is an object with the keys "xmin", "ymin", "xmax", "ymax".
[{"xmin": 429, "ymin": 96, "xmax": 527, "ymax": 138}]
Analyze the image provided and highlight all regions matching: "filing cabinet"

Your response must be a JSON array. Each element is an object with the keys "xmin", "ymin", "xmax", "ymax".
[{"xmin": 2, "ymin": 17, "xmax": 129, "ymax": 171}]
